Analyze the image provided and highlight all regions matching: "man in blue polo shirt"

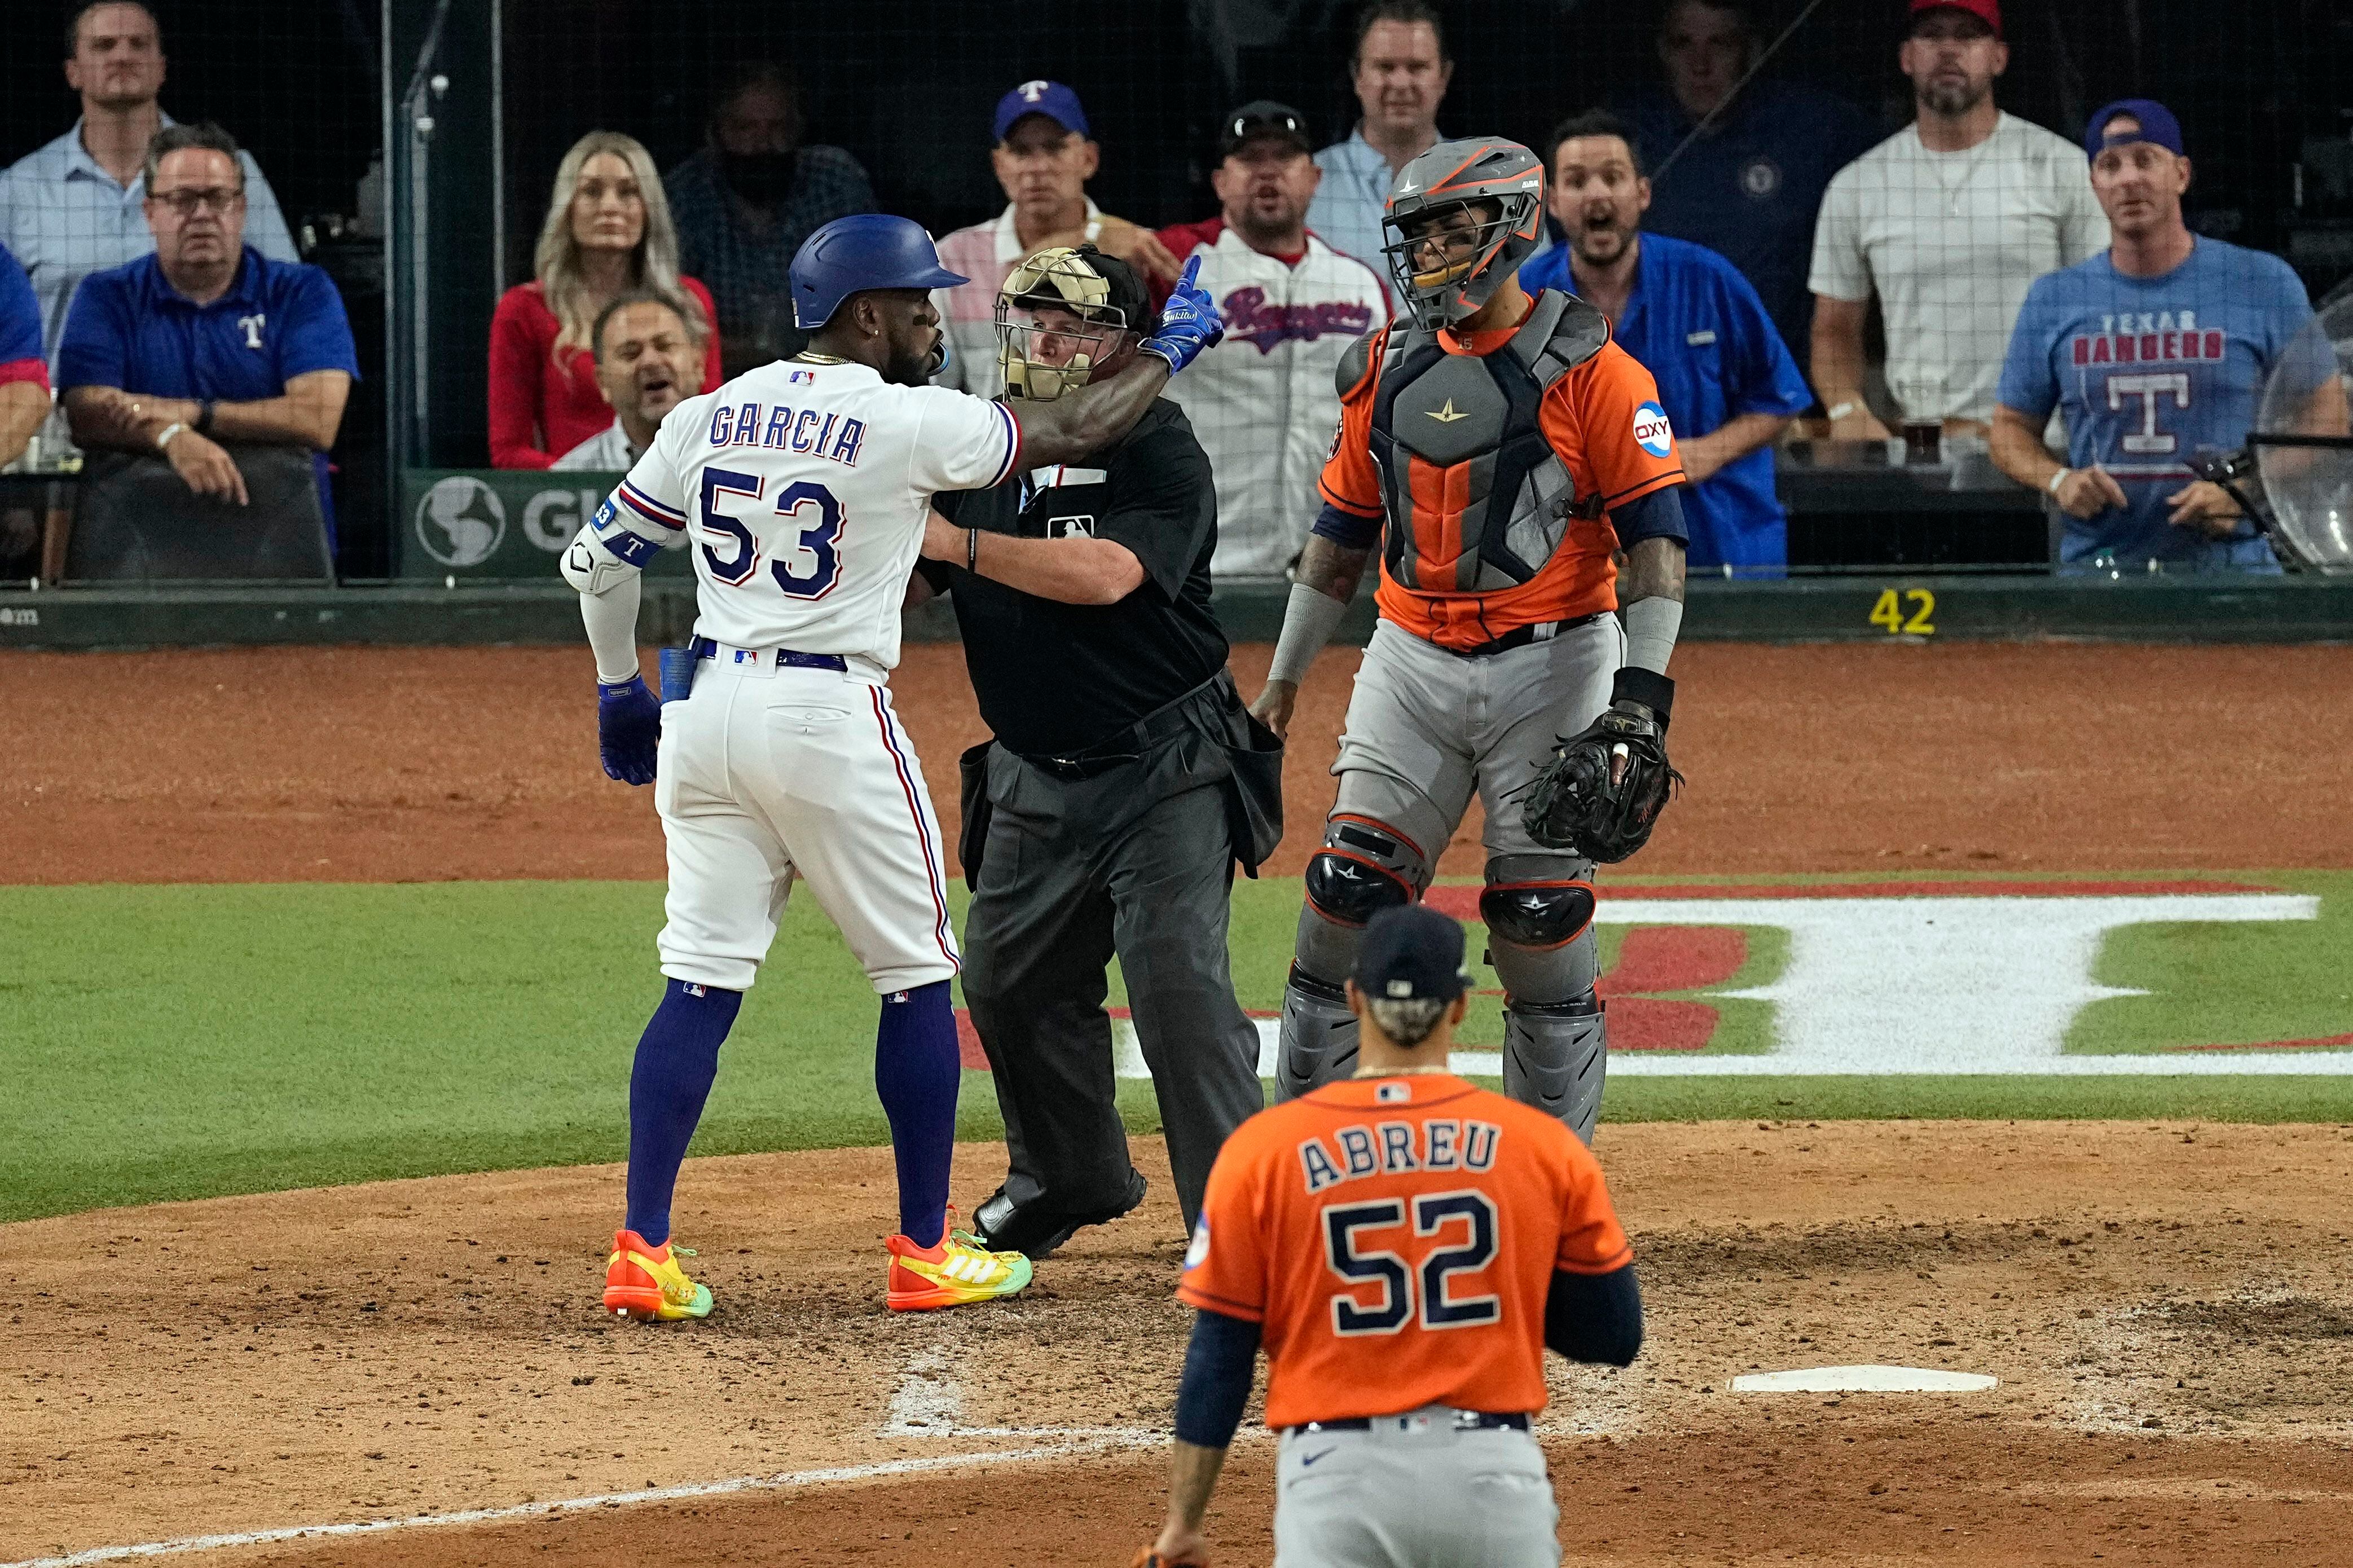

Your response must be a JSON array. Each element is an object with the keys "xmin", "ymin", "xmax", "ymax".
[
  {"xmin": 1992, "ymin": 99, "xmax": 2315, "ymax": 572},
  {"xmin": 1611, "ymin": 0, "xmax": 1877, "ymax": 374},
  {"xmin": 1519, "ymin": 109, "xmax": 1812, "ymax": 575},
  {"xmin": 58, "ymin": 122, "xmax": 354, "ymax": 563}
]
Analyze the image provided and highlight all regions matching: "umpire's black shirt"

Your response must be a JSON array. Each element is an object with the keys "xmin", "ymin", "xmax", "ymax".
[{"xmin": 933, "ymin": 399, "xmax": 1228, "ymax": 759}]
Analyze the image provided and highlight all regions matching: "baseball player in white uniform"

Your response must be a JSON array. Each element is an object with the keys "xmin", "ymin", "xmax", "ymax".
[{"xmin": 561, "ymin": 214, "xmax": 1226, "ymax": 1318}]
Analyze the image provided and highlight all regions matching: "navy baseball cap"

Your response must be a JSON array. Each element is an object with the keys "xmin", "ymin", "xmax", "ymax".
[
  {"xmin": 1353, "ymin": 905, "xmax": 1470, "ymax": 1004},
  {"xmin": 994, "ymin": 80, "xmax": 1089, "ymax": 143},
  {"xmin": 2085, "ymin": 99, "xmax": 2185, "ymax": 160}
]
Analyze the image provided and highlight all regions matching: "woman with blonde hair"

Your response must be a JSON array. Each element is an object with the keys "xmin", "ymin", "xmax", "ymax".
[{"xmin": 489, "ymin": 131, "xmax": 723, "ymax": 469}]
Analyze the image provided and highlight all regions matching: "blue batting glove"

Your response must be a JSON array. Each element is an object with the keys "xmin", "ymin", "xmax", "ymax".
[
  {"xmin": 1140, "ymin": 257, "xmax": 1225, "ymax": 374},
  {"xmin": 597, "ymin": 676, "xmax": 661, "ymax": 785}
]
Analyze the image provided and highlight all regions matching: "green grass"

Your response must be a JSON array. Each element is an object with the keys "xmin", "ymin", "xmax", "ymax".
[{"xmin": 2, "ymin": 873, "xmax": 2349, "ymax": 1223}]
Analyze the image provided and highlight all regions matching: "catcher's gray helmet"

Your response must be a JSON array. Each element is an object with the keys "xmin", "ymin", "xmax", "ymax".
[{"xmin": 1379, "ymin": 138, "xmax": 1546, "ymax": 331}]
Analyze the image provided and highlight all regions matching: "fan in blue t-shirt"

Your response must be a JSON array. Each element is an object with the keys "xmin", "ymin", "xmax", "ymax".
[{"xmin": 1994, "ymin": 98, "xmax": 2312, "ymax": 572}]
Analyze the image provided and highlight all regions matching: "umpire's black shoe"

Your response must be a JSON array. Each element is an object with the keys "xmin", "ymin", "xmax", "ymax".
[{"xmin": 971, "ymin": 1168, "xmax": 1148, "ymax": 1260}]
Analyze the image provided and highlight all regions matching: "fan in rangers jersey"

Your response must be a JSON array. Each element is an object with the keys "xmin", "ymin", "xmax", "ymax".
[
  {"xmin": 1137, "ymin": 904, "xmax": 1642, "ymax": 1568},
  {"xmin": 1251, "ymin": 138, "xmax": 1692, "ymax": 1145},
  {"xmin": 1152, "ymin": 101, "xmax": 1390, "ymax": 579},
  {"xmin": 560, "ymin": 213, "xmax": 1226, "ymax": 1318}
]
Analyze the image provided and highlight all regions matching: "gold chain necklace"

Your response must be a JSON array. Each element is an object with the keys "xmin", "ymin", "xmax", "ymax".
[{"xmin": 1351, "ymin": 1064, "xmax": 1455, "ymax": 1079}]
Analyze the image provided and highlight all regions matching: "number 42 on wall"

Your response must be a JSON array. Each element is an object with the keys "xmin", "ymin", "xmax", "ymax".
[{"xmin": 1869, "ymin": 587, "xmax": 1936, "ymax": 637}]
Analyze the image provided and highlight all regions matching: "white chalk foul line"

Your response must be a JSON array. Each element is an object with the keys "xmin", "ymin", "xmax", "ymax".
[{"xmin": 2, "ymin": 1432, "xmax": 1160, "ymax": 1568}]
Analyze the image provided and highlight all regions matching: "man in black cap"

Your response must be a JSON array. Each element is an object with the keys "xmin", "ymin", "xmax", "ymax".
[
  {"xmin": 1154, "ymin": 102, "xmax": 1390, "ymax": 579},
  {"xmin": 1141, "ymin": 901, "xmax": 1644, "ymax": 1568},
  {"xmin": 911, "ymin": 244, "xmax": 1282, "ymax": 1258}
]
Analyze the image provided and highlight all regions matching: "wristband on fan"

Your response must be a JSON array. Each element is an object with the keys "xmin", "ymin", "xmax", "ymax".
[
  {"xmin": 1610, "ymin": 666, "xmax": 1675, "ymax": 725},
  {"xmin": 2047, "ymin": 468, "xmax": 2070, "ymax": 495}
]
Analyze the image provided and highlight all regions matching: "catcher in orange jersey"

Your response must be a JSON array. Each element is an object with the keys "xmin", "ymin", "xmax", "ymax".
[
  {"xmin": 1251, "ymin": 136, "xmax": 1691, "ymax": 1147},
  {"xmin": 1137, "ymin": 905, "xmax": 1643, "ymax": 1568}
]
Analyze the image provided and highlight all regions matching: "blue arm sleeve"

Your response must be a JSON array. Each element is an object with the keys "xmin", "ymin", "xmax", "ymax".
[
  {"xmin": 1172, "ymin": 1306, "xmax": 1262, "ymax": 1448},
  {"xmin": 1611, "ymin": 484, "xmax": 1687, "ymax": 547},
  {"xmin": 53, "ymin": 272, "xmax": 128, "ymax": 393},
  {"xmin": 1994, "ymin": 284, "xmax": 2059, "ymax": 422},
  {"xmin": 1544, "ymin": 1263, "xmax": 1643, "ymax": 1366},
  {"xmin": 1309, "ymin": 499, "xmax": 1383, "ymax": 550},
  {"xmin": 0, "ymin": 246, "xmax": 40, "ymax": 365},
  {"xmin": 280, "ymin": 267, "xmax": 362, "ymax": 381}
]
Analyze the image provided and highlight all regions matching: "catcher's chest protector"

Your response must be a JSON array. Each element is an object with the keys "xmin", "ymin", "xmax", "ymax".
[{"xmin": 1363, "ymin": 288, "xmax": 1609, "ymax": 593}]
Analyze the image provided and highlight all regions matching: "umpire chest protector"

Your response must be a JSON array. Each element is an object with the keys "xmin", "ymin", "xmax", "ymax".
[{"xmin": 1347, "ymin": 288, "xmax": 1608, "ymax": 592}]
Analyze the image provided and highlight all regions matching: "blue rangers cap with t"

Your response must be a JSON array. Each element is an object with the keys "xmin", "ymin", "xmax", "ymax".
[
  {"xmin": 2084, "ymin": 98, "xmax": 2185, "ymax": 160},
  {"xmin": 1353, "ymin": 905, "xmax": 1470, "ymax": 1003},
  {"xmin": 789, "ymin": 214, "xmax": 968, "ymax": 330},
  {"xmin": 993, "ymin": 80, "xmax": 1088, "ymax": 143}
]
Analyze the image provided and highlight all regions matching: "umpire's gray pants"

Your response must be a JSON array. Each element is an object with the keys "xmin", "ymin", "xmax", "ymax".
[
  {"xmin": 960, "ymin": 732, "xmax": 1264, "ymax": 1232},
  {"xmin": 1274, "ymin": 1410, "xmax": 1560, "ymax": 1568}
]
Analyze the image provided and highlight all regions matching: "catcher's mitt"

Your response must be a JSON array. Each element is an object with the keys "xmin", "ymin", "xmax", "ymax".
[{"xmin": 1518, "ymin": 670, "xmax": 1683, "ymax": 862}]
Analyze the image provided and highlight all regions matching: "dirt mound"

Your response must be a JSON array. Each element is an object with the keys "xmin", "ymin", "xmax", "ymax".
[{"xmin": 6, "ymin": 1121, "xmax": 2350, "ymax": 1566}]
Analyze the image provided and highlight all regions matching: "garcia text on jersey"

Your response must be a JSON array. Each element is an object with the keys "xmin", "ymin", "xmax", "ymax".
[
  {"xmin": 1299, "ymin": 1119, "xmax": 1502, "ymax": 1194},
  {"xmin": 707, "ymin": 400, "xmax": 868, "ymax": 468}
]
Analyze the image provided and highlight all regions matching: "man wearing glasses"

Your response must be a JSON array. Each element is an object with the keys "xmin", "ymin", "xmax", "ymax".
[{"xmin": 55, "ymin": 124, "xmax": 356, "ymax": 577}]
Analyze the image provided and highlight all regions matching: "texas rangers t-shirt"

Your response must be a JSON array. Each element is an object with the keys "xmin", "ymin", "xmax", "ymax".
[{"xmin": 1996, "ymin": 237, "xmax": 2312, "ymax": 569}]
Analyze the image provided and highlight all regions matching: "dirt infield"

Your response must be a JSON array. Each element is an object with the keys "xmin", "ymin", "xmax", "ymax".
[
  {"xmin": 5, "ymin": 641, "xmax": 2353, "ymax": 886},
  {"xmin": 5, "ymin": 1123, "xmax": 2350, "ymax": 1567},
  {"xmin": 7, "ymin": 640, "xmax": 2353, "ymax": 1565}
]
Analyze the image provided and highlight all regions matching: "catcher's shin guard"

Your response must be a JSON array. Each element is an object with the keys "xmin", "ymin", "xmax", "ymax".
[
  {"xmin": 1502, "ymin": 992, "xmax": 1607, "ymax": 1144},
  {"xmin": 1276, "ymin": 967, "xmax": 1358, "ymax": 1100}
]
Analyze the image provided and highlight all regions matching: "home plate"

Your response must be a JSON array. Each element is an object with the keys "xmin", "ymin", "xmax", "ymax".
[{"xmin": 1730, "ymin": 1366, "xmax": 1998, "ymax": 1394}]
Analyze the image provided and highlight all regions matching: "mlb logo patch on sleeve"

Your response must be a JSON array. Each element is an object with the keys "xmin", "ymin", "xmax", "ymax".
[{"xmin": 1633, "ymin": 401, "xmax": 1675, "ymax": 459}]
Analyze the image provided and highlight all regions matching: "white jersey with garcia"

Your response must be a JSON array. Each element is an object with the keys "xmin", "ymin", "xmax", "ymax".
[{"xmin": 593, "ymin": 355, "xmax": 1021, "ymax": 669}]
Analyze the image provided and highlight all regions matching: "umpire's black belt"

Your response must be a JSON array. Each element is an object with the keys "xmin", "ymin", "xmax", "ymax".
[
  {"xmin": 1287, "ymin": 1410, "xmax": 1531, "ymax": 1435},
  {"xmin": 1456, "ymin": 612, "xmax": 1604, "ymax": 660},
  {"xmin": 689, "ymin": 635, "xmax": 846, "ymax": 673},
  {"xmin": 1015, "ymin": 671, "xmax": 1233, "ymax": 781}
]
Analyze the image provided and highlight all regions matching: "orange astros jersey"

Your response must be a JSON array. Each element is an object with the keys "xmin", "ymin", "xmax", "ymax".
[
  {"xmin": 1176, "ymin": 1073, "xmax": 1632, "ymax": 1429},
  {"xmin": 1318, "ymin": 290, "xmax": 1685, "ymax": 652}
]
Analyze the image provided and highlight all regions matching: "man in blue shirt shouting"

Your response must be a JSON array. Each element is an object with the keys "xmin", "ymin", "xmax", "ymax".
[
  {"xmin": 1992, "ymin": 99, "xmax": 2315, "ymax": 572},
  {"xmin": 1519, "ymin": 109, "xmax": 1811, "ymax": 576}
]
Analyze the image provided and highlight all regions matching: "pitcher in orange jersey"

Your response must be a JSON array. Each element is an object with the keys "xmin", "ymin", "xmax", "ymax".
[
  {"xmin": 1135, "ymin": 905, "xmax": 1642, "ymax": 1568},
  {"xmin": 1250, "ymin": 136, "xmax": 1692, "ymax": 1146}
]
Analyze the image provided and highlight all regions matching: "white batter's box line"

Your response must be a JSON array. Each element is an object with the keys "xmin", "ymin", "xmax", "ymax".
[{"xmin": 1, "ymin": 1435, "xmax": 1165, "ymax": 1568}]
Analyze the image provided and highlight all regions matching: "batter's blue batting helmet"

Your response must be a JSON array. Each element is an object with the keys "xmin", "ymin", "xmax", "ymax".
[{"xmin": 789, "ymin": 215, "xmax": 968, "ymax": 330}]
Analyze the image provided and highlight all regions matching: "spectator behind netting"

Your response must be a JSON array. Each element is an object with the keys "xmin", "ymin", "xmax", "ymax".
[
  {"xmin": 662, "ymin": 62, "xmax": 874, "ymax": 378},
  {"xmin": 1305, "ymin": 1, "xmax": 1454, "ymax": 270},
  {"xmin": 1519, "ymin": 111, "xmax": 1812, "ymax": 578},
  {"xmin": 55, "ymin": 124, "xmax": 357, "ymax": 579},
  {"xmin": 0, "ymin": 245, "xmax": 51, "ymax": 470},
  {"xmin": 1611, "ymin": 0, "xmax": 1877, "ymax": 379},
  {"xmin": 1807, "ymin": 0, "xmax": 2107, "ymax": 440},
  {"xmin": 0, "ymin": 2, "xmax": 297, "ymax": 365},
  {"xmin": 1991, "ymin": 101, "xmax": 2319, "ymax": 575},
  {"xmin": 551, "ymin": 292, "xmax": 707, "ymax": 472},
  {"xmin": 1151, "ymin": 102, "xmax": 1387, "ymax": 579},
  {"xmin": 933, "ymin": 81, "xmax": 1182, "ymax": 397},
  {"xmin": 489, "ymin": 132, "xmax": 720, "ymax": 472}
]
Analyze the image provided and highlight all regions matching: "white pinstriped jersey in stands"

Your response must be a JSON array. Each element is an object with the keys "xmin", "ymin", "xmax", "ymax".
[{"xmin": 603, "ymin": 357, "xmax": 1018, "ymax": 668}]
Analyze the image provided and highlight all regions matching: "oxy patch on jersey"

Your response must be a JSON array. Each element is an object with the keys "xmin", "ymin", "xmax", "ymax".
[{"xmin": 1632, "ymin": 400, "xmax": 1674, "ymax": 459}]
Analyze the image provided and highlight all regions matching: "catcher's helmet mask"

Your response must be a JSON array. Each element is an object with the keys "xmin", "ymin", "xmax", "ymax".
[
  {"xmin": 996, "ymin": 244, "xmax": 1153, "ymax": 401},
  {"xmin": 1380, "ymin": 138, "xmax": 1545, "ymax": 332}
]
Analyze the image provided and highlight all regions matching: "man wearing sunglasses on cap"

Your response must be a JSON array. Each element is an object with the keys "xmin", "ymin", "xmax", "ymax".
[{"xmin": 1152, "ymin": 102, "xmax": 1389, "ymax": 580}]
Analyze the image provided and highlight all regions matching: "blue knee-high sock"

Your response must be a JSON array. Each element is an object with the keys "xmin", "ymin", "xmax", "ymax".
[
  {"xmin": 875, "ymin": 980, "xmax": 960, "ymax": 1248},
  {"xmin": 624, "ymin": 979, "xmax": 742, "ymax": 1247}
]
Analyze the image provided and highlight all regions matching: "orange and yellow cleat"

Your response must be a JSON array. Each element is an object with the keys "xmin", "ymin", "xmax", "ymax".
[
  {"xmin": 886, "ymin": 1227, "xmax": 1033, "ymax": 1312},
  {"xmin": 602, "ymin": 1228, "xmax": 714, "ymax": 1321}
]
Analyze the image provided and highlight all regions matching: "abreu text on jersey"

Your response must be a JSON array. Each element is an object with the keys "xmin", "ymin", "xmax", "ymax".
[{"xmin": 1299, "ymin": 1118, "xmax": 1502, "ymax": 1193}]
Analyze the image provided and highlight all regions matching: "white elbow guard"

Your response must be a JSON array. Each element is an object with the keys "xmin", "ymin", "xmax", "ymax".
[{"xmin": 560, "ymin": 516, "xmax": 648, "ymax": 596}]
